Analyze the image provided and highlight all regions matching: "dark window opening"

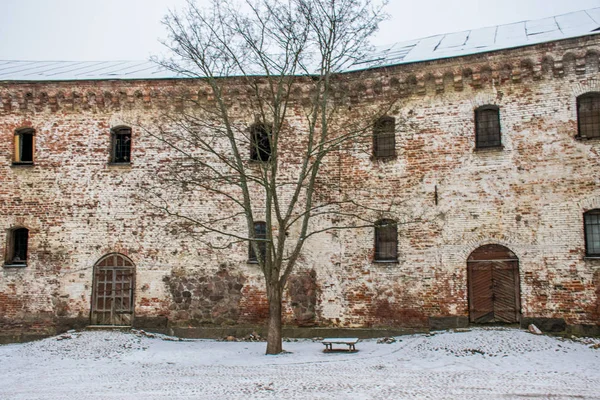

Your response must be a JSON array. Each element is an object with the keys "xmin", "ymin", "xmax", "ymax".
[
  {"xmin": 475, "ymin": 106, "xmax": 501, "ymax": 148},
  {"xmin": 112, "ymin": 127, "xmax": 132, "ymax": 163},
  {"xmin": 249, "ymin": 221, "xmax": 267, "ymax": 263},
  {"xmin": 577, "ymin": 93, "xmax": 600, "ymax": 139},
  {"xmin": 374, "ymin": 219, "xmax": 398, "ymax": 261},
  {"xmin": 6, "ymin": 228, "xmax": 28, "ymax": 266},
  {"xmin": 14, "ymin": 128, "xmax": 35, "ymax": 164},
  {"xmin": 584, "ymin": 210, "xmax": 600, "ymax": 257},
  {"xmin": 250, "ymin": 124, "xmax": 271, "ymax": 162},
  {"xmin": 373, "ymin": 116, "xmax": 396, "ymax": 158}
]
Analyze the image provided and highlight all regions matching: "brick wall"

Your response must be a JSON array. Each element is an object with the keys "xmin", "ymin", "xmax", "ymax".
[{"xmin": 1, "ymin": 34, "xmax": 599, "ymax": 336}]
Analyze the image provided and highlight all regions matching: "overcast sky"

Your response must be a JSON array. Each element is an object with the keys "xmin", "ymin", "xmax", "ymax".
[{"xmin": 1, "ymin": 0, "xmax": 599, "ymax": 61}]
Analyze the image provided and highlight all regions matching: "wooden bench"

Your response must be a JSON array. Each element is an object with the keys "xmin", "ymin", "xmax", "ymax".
[{"xmin": 322, "ymin": 338, "xmax": 359, "ymax": 352}]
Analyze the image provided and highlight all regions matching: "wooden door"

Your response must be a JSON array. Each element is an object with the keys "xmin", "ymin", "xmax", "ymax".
[
  {"xmin": 492, "ymin": 261, "xmax": 520, "ymax": 323},
  {"xmin": 91, "ymin": 254, "xmax": 135, "ymax": 326},
  {"xmin": 468, "ymin": 245, "xmax": 520, "ymax": 324},
  {"xmin": 468, "ymin": 261, "xmax": 495, "ymax": 322}
]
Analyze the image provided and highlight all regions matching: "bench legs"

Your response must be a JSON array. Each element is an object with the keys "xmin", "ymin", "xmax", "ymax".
[{"xmin": 323, "ymin": 343, "xmax": 357, "ymax": 352}]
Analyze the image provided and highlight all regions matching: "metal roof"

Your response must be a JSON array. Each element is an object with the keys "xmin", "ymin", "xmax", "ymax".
[
  {"xmin": 0, "ymin": 60, "xmax": 176, "ymax": 81},
  {"xmin": 1, "ymin": 8, "xmax": 599, "ymax": 82},
  {"xmin": 348, "ymin": 7, "xmax": 600, "ymax": 71}
]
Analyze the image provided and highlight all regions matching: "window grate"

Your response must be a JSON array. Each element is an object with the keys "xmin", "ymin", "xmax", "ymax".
[
  {"xmin": 373, "ymin": 117, "xmax": 396, "ymax": 158},
  {"xmin": 91, "ymin": 254, "xmax": 135, "ymax": 326},
  {"xmin": 112, "ymin": 128, "xmax": 131, "ymax": 163},
  {"xmin": 577, "ymin": 94, "xmax": 600, "ymax": 139},
  {"xmin": 375, "ymin": 219, "xmax": 397, "ymax": 261},
  {"xmin": 475, "ymin": 107, "xmax": 501, "ymax": 148},
  {"xmin": 585, "ymin": 210, "xmax": 600, "ymax": 257}
]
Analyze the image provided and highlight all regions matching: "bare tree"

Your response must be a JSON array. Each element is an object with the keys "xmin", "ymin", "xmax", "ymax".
[{"xmin": 148, "ymin": 0, "xmax": 394, "ymax": 354}]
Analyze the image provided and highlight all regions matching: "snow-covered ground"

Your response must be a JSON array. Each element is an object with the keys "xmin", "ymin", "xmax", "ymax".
[{"xmin": 0, "ymin": 327, "xmax": 599, "ymax": 399}]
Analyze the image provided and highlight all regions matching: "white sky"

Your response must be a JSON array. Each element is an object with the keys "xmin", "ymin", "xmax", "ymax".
[{"xmin": 0, "ymin": 0, "xmax": 599, "ymax": 61}]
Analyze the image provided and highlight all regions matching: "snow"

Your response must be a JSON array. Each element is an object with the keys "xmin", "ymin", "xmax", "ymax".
[{"xmin": 0, "ymin": 327, "xmax": 599, "ymax": 399}]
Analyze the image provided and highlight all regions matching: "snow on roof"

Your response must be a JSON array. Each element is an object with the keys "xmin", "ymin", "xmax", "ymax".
[
  {"xmin": 0, "ymin": 60, "xmax": 176, "ymax": 82},
  {"xmin": 348, "ymin": 7, "xmax": 600, "ymax": 71},
  {"xmin": 1, "ymin": 8, "xmax": 599, "ymax": 82}
]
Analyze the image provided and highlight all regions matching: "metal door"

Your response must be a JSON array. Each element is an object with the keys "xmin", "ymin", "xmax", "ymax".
[
  {"xmin": 91, "ymin": 254, "xmax": 135, "ymax": 326},
  {"xmin": 468, "ymin": 245, "xmax": 520, "ymax": 323}
]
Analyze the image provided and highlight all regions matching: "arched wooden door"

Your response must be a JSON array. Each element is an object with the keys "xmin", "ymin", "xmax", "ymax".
[
  {"xmin": 91, "ymin": 253, "xmax": 135, "ymax": 326},
  {"xmin": 467, "ymin": 245, "xmax": 521, "ymax": 323}
]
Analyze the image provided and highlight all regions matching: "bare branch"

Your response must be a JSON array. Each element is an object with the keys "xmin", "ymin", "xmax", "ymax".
[{"xmin": 147, "ymin": 0, "xmax": 398, "ymax": 355}]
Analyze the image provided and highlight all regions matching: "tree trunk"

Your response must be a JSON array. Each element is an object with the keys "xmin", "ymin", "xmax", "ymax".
[{"xmin": 265, "ymin": 283, "xmax": 283, "ymax": 355}]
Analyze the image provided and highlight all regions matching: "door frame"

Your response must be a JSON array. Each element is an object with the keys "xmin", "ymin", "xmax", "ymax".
[
  {"xmin": 467, "ymin": 244, "xmax": 521, "ymax": 323},
  {"xmin": 90, "ymin": 253, "xmax": 136, "ymax": 326}
]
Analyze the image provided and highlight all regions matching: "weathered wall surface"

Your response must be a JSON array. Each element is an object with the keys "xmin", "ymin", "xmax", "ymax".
[
  {"xmin": 1, "ymin": 34, "xmax": 600, "ymax": 338},
  {"xmin": 331, "ymin": 36, "xmax": 600, "ymax": 330}
]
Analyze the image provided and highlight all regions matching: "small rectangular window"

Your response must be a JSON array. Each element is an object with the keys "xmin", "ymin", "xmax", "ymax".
[
  {"xmin": 373, "ymin": 116, "xmax": 396, "ymax": 158},
  {"xmin": 375, "ymin": 219, "xmax": 398, "ymax": 261},
  {"xmin": 249, "ymin": 221, "xmax": 267, "ymax": 263},
  {"xmin": 250, "ymin": 124, "xmax": 271, "ymax": 162},
  {"xmin": 577, "ymin": 93, "xmax": 600, "ymax": 139},
  {"xmin": 5, "ymin": 228, "xmax": 28, "ymax": 266},
  {"xmin": 475, "ymin": 107, "xmax": 501, "ymax": 148},
  {"xmin": 111, "ymin": 127, "xmax": 132, "ymax": 163},
  {"xmin": 13, "ymin": 128, "xmax": 35, "ymax": 164},
  {"xmin": 584, "ymin": 210, "xmax": 600, "ymax": 257}
]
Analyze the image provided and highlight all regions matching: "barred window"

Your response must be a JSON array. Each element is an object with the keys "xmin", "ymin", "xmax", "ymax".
[
  {"xmin": 111, "ymin": 126, "xmax": 132, "ymax": 163},
  {"xmin": 584, "ymin": 210, "xmax": 600, "ymax": 257},
  {"xmin": 475, "ymin": 106, "xmax": 501, "ymax": 148},
  {"xmin": 249, "ymin": 221, "xmax": 267, "ymax": 263},
  {"xmin": 5, "ymin": 228, "xmax": 28, "ymax": 267},
  {"xmin": 577, "ymin": 93, "xmax": 600, "ymax": 139},
  {"xmin": 373, "ymin": 116, "xmax": 396, "ymax": 158},
  {"xmin": 250, "ymin": 123, "xmax": 271, "ymax": 162},
  {"xmin": 13, "ymin": 128, "xmax": 35, "ymax": 164},
  {"xmin": 374, "ymin": 219, "xmax": 398, "ymax": 261}
]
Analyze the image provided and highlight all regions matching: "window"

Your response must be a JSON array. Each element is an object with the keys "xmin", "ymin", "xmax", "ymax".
[
  {"xmin": 374, "ymin": 219, "xmax": 397, "ymax": 262},
  {"xmin": 5, "ymin": 228, "xmax": 28, "ymax": 266},
  {"xmin": 250, "ymin": 123, "xmax": 271, "ymax": 161},
  {"xmin": 475, "ymin": 106, "xmax": 501, "ymax": 148},
  {"xmin": 249, "ymin": 221, "xmax": 267, "ymax": 263},
  {"xmin": 13, "ymin": 128, "xmax": 35, "ymax": 164},
  {"xmin": 111, "ymin": 127, "xmax": 132, "ymax": 163},
  {"xmin": 373, "ymin": 116, "xmax": 396, "ymax": 158},
  {"xmin": 577, "ymin": 93, "xmax": 600, "ymax": 139},
  {"xmin": 584, "ymin": 210, "xmax": 600, "ymax": 257}
]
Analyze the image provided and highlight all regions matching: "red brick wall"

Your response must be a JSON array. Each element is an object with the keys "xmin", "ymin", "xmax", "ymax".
[{"xmin": 1, "ymin": 35, "xmax": 599, "ymax": 335}]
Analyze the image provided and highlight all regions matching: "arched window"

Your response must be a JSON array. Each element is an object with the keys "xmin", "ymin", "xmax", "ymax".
[
  {"xmin": 250, "ymin": 123, "xmax": 271, "ymax": 162},
  {"xmin": 111, "ymin": 126, "xmax": 132, "ymax": 163},
  {"xmin": 584, "ymin": 210, "xmax": 600, "ymax": 257},
  {"xmin": 373, "ymin": 116, "xmax": 396, "ymax": 158},
  {"xmin": 249, "ymin": 221, "xmax": 267, "ymax": 263},
  {"xmin": 374, "ymin": 219, "xmax": 397, "ymax": 261},
  {"xmin": 5, "ymin": 227, "xmax": 29, "ymax": 267},
  {"xmin": 577, "ymin": 93, "xmax": 600, "ymax": 139},
  {"xmin": 475, "ymin": 106, "xmax": 501, "ymax": 148},
  {"xmin": 13, "ymin": 128, "xmax": 35, "ymax": 165}
]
